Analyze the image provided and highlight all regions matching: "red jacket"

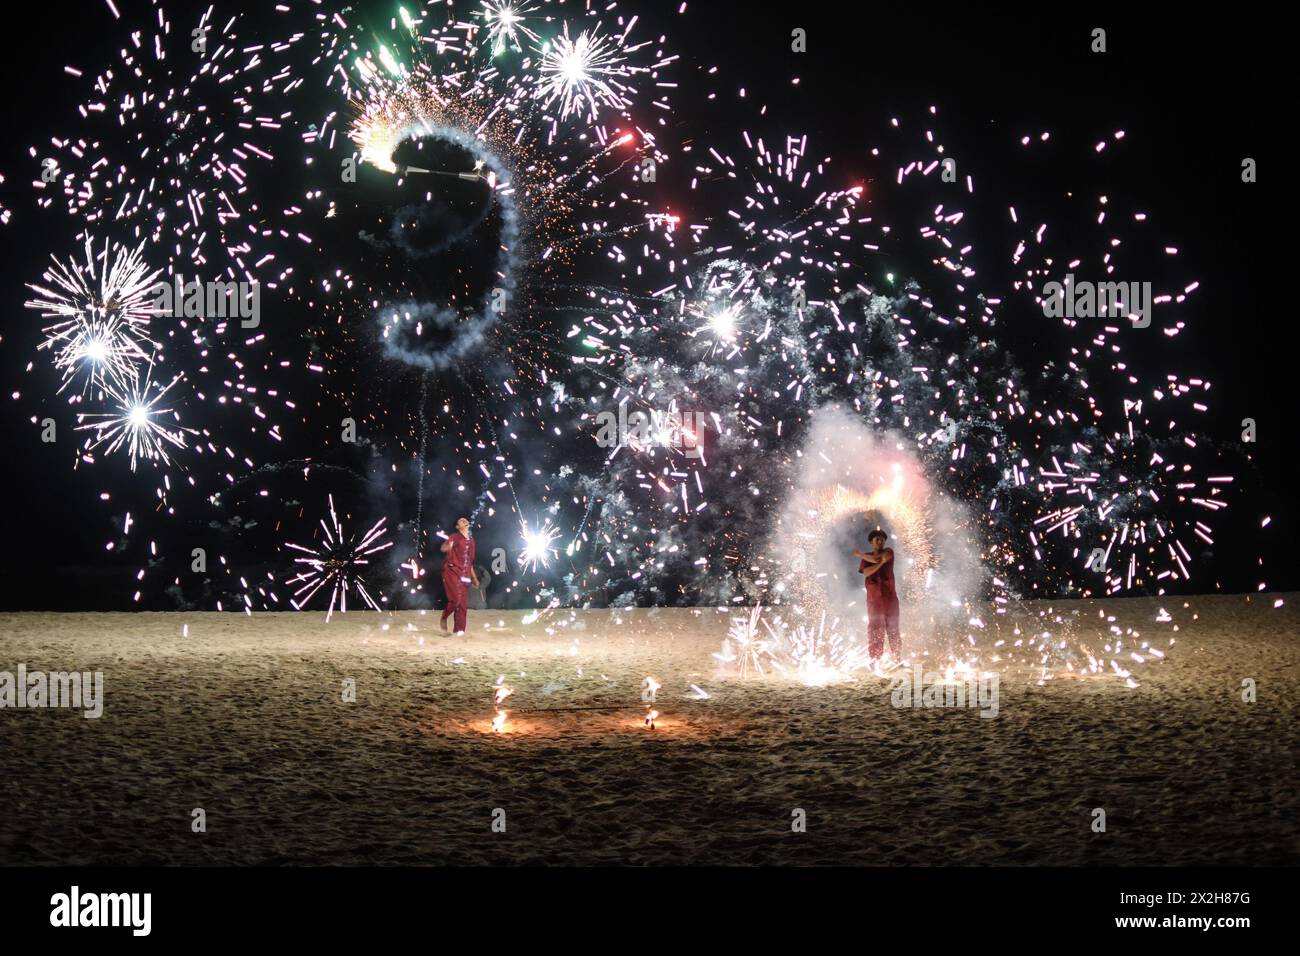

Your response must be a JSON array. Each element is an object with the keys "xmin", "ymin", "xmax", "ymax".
[
  {"xmin": 860, "ymin": 548, "xmax": 897, "ymax": 602},
  {"xmin": 443, "ymin": 533, "xmax": 475, "ymax": 579}
]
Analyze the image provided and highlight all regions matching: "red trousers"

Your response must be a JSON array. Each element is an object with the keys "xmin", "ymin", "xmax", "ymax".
[
  {"xmin": 441, "ymin": 570, "xmax": 469, "ymax": 632},
  {"xmin": 867, "ymin": 595, "xmax": 901, "ymax": 659}
]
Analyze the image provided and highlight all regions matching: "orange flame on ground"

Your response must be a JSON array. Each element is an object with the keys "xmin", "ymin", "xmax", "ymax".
[{"xmin": 491, "ymin": 683, "xmax": 514, "ymax": 733}]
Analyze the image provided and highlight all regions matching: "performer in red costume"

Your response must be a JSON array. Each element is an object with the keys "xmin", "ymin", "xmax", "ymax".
[
  {"xmin": 853, "ymin": 527, "xmax": 901, "ymax": 663},
  {"xmin": 440, "ymin": 516, "xmax": 479, "ymax": 634}
]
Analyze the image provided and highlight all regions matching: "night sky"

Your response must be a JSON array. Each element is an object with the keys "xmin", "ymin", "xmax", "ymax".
[{"xmin": 0, "ymin": 1, "xmax": 1291, "ymax": 610}]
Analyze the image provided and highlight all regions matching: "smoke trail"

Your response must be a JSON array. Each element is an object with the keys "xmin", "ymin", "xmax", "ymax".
[
  {"xmin": 373, "ymin": 128, "xmax": 523, "ymax": 372},
  {"xmin": 414, "ymin": 371, "xmax": 429, "ymax": 554}
]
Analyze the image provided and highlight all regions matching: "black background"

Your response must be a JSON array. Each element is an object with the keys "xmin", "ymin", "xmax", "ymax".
[{"xmin": 0, "ymin": 864, "xmax": 1286, "ymax": 941}]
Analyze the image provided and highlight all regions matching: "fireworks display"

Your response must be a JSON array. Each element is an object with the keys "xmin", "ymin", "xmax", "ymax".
[{"xmin": 6, "ymin": 0, "xmax": 1271, "ymax": 687}]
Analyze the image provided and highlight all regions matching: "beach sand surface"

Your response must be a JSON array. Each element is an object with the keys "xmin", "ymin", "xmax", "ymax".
[{"xmin": 0, "ymin": 594, "xmax": 1296, "ymax": 865}]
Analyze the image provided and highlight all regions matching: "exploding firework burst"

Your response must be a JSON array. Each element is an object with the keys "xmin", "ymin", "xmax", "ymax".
[
  {"xmin": 75, "ymin": 365, "xmax": 193, "ymax": 472},
  {"xmin": 25, "ymin": 239, "xmax": 161, "ymax": 394},
  {"xmin": 519, "ymin": 519, "xmax": 562, "ymax": 572},
  {"xmin": 716, "ymin": 606, "xmax": 872, "ymax": 686},
  {"xmin": 536, "ymin": 24, "xmax": 635, "ymax": 122},
  {"xmin": 714, "ymin": 605, "xmax": 771, "ymax": 678},
  {"xmin": 477, "ymin": 1, "xmax": 542, "ymax": 54},
  {"xmin": 286, "ymin": 495, "xmax": 393, "ymax": 622},
  {"xmin": 769, "ymin": 613, "xmax": 875, "ymax": 686}
]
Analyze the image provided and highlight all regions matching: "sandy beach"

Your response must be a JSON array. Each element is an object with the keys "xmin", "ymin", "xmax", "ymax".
[{"xmin": 1, "ymin": 594, "xmax": 1296, "ymax": 866}]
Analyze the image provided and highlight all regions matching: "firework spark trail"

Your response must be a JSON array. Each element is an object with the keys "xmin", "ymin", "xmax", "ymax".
[{"xmin": 414, "ymin": 372, "xmax": 432, "ymax": 558}]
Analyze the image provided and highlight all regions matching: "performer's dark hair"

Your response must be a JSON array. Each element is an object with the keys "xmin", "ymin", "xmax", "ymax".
[{"xmin": 868, "ymin": 529, "xmax": 888, "ymax": 544}]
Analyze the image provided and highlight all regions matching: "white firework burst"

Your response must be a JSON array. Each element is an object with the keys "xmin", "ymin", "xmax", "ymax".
[
  {"xmin": 286, "ymin": 495, "xmax": 393, "ymax": 621},
  {"xmin": 26, "ymin": 238, "xmax": 161, "ymax": 394},
  {"xmin": 518, "ymin": 518, "xmax": 562, "ymax": 571},
  {"xmin": 45, "ymin": 311, "xmax": 150, "ymax": 397},
  {"xmin": 688, "ymin": 300, "xmax": 745, "ymax": 358},
  {"xmin": 477, "ymin": 1, "xmax": 540, "ymax": 54},
  {"xmin": 76, "ymin": 365, "xmax": 193, "ymax": 472},
  {"xmin": 536, "ymin": 25, "xmax": 631, "ymax": 121}
]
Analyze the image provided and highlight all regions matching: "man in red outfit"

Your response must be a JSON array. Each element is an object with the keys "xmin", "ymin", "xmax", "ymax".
[
  {"xmin": 854, "ymin": 527, "xmax": 901, "ymax": 663},
  {"xmin": 440, "ymin": 516, "xmax": 479, "ymax": 634}
]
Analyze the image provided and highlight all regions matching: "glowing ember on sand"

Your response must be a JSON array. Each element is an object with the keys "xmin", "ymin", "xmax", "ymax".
[
  {"xmin": 491, "ymin": 679, "xmax": 515, "ymax": 733},
  {"xmin": 641, "ymin": 675, "xmax": 660, "ymax": 728}
]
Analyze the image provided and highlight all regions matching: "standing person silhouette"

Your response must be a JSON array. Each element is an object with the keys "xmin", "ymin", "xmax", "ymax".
[
  {"xmin": 853, "ymin": 526, "xmax": 901, "ymax": 664},
  {"xmin": 439, "ymin": 517, "xmax": 478, "ymax": 635}
]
